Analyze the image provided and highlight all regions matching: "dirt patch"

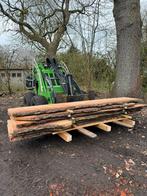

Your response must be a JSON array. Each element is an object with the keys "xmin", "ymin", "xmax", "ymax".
[{"xmin": 0, "ymin": 95, "xmax": 147, "ymax": 196}]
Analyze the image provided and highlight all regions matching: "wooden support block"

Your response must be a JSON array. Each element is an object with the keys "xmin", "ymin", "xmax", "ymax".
[
  {"xmin": 77, "ymin": 127, "xmax": 97, "ymax": 138},
  {"xmin": 113, "ymin": 119, "xmax": 135, "ymax": 128},
  {"xmin": 53, "ymin": 116, "xmax": 126, "ymax": 135},
  {"xmin": 96, "ymin": 123, "xmax": 111, "ymax": 132},
  {"xmin": 58, "ymin": 132, "xmax": 72, "ymax": 142},
  {"xmin": 123, "ymin": 119, "xmax": 135, "ymax": 126}
]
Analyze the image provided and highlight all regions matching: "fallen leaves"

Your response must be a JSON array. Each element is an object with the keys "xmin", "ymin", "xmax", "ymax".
[
  {"xmin": 141, "ymin": 135, "xmax": 145, "ymax": 138},
  {"xmin": 120, "ymin": 190, "xmax": 127, "ymax": 196},
  {"xmin": 124, "ymin": 159, "xmax": 135, "ymax": 171},
  {"xmin": 142, "ymin": 150, "xmax": 147, "ymax": 156},
  {"xmin": 115, "ymin": 169, "xmax": 123, "ymax": 178},
  {"xmin": 102, "ymin": 165, "xmax": 123, "ymax": 179},
  {"xmin": 102, "ymin": 162, "xmax": 138, "ymax": 195},
  {"xmin": 49, "ymin": 183, "xmax": 65, "ymax": 195}
]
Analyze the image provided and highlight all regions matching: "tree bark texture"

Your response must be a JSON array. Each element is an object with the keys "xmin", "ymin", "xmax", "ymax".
[{"xmin": 113, "ymin": 0, "xmax": 142, "ymax": 97}]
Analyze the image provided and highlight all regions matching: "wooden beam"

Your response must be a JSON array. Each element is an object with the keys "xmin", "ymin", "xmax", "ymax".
[
  {"xmin": 53, "ymin": 116, "xmax": 127, "ymax": 135},
  {"xmin": 76, "ymin": 127, "xmax": 97, "ymax": 138},
  {"xmin": 96, "ymin": 123, "xmax": 111, "ymax": 132},
  {"xmin": 113, "ymin": 119, "xmax": 135, "ymax": 128},
  {"xmin": 123, "ymin": 119, "xmax": 135, "ymax": 126},
  {"xmin": 58, "ymin": 132, "xmax": 72, "ymax": 142},
  {"xmin": 122, "ymin": 115, "xmax": 132, "ymax": 119}
]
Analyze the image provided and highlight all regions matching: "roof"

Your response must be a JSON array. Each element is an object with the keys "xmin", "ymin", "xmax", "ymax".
[{"xmin": 0, "ymin": 68, "xmax": 31, "ymax": 71}]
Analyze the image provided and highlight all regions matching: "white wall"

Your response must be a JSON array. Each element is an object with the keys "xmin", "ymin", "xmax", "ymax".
[{"xmin": 0, "ymin": 70, "xmax": 30, "ymax": 91}]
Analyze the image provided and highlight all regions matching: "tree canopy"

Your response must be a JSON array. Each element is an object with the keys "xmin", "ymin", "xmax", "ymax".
[{"xmin": 0, "ymin": 0, "xmax": 97, "ymax": 56}]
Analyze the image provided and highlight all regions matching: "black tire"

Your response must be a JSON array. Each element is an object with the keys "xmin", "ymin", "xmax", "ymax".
[
  {"xmin": 67, "ymin": 94, "xmax": 85, "ymax": 102},
  {"xmin": 24, "ymin": 92, "xmax": 35, "ymax": 106},
  {"xmin": 31, "ymin": 95, "xmax": 48, "ymax": 105},
  {"xmin": 88, "ymin": 90, "xmax": 96, "ymax": 100}
]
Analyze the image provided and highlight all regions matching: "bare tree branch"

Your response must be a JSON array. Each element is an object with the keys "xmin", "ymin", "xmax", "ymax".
[{"xmin": 0, "ymin": 0, "xmax": 98, "ymax": 56}]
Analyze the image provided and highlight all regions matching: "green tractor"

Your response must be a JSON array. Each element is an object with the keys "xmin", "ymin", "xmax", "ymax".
[{"xmin": 24, "ymin": 58, "xmax": 89, "ymax": 106}]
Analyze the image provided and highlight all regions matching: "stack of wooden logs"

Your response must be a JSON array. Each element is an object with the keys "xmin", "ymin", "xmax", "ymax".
[{"xmin": 7, "ymin": 97, "xmax": 145, "ymax": 142}]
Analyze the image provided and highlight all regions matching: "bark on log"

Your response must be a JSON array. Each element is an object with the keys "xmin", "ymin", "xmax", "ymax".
[
  {"xmin": 12, "ymin": 104, "xmax": 145, "ymax": 128},
  {"xmin": 13, "ymin": 103, "xmax": 136, "ymax": 121},
  {"xmin": 8, "ymin": 97, "xmax": 142, "ymax": 117},
  {"xmin": 8, "ymin": 120, "xmax": 73, "ymax": 135}
]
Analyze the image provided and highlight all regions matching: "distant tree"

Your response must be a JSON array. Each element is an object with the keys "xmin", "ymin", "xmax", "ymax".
[
  {"xmin": 72, "ymin": 0, "xmax": 102, "ymax": 90},
  {"xmin": 141, "ymin": 10, "xmax": 147, "ymax": 89},
  {"xmin": 113, "ymin": 0, "xmax": 142, "ymax": 97},
  {"xmin": 142, "ymin": 10, "xmax": 147, "ymax": 43},
  {"xmin": 0, "ymin": 0, "xmax": 96, "ymax": 57},
  {"xmin": 67, "ymin": 45, "xmax": 80, "ymax": 54},
  {"xmin": 0, "ymin": 47, "xmax": 16, "ymax": 94}
]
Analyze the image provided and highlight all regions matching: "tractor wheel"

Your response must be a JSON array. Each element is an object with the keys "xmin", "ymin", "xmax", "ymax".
[
  {"xmin": 88, "ymin": 90, "xmax": 96, "ymax": 100},
  {"xmin": 31, "ymin": 95, "xmax": 48, "ymax": 106},
  {"xmin": 24, "ymin": 92, "xmax": 35, "ymax": 106}
]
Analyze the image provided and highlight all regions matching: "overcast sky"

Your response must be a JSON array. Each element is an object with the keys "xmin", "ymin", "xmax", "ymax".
[{"xmin": 0, "ymin": 0, "xmax": 147, "ymax": 47}]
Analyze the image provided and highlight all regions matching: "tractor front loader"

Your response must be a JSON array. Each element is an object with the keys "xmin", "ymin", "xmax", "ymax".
[{"xmin": 24, "ymin": 57, "xmax": 87, "ymax": 106}]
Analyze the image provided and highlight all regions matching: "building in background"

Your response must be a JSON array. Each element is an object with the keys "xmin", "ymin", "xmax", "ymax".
[
  {"xmin": 0, "ymin": 67, "xmax": 31, "ymax": 92},
  {"xmin": 0, "ymin": 46, "xmax": 34, "ymax": 93}
]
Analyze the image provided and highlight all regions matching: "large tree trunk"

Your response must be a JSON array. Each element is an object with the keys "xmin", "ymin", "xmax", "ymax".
[
  {"xmin": 113, "ymin": 0, "xmax": 142, "ymax": 97},
  {"xmin": 47, "ymin": 46, "xmax": 57, "ymax": 58}
]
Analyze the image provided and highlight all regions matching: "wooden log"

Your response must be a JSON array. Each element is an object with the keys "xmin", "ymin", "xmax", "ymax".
[
  {"xmin": 13, "ymin": 108, "xmax": 136, "ymax": 129},
  {"xmin": 8, "ymin": 112, "xmax": 133, "ymax": 141},
  {"xmin": 52, "ymin": 116, "xmax": 130, "ymax": 135},
  {"xmin": 76, "ymin": 127, "xmax": 97, "ymax": 138},
  {"xmin": 58, "ymin": 132, "xmax": 72, "ymax": 142},
  {"xmin": 8, "ymin": 127, "xmax": 53, "ymax": 142},
  {"xmin": 11, "ymin": 104, "xmax": 144, "ymax": 130},
  {"xmin": 8, "ymin": 119, "xmax": 73, "ymax": 136},
  {"xmin": 76, "ymin": 105, "xmax": 144, "ymax": 125},
  {"xmin": 7, "ymin": 105, "xmax": 141, "ymax": 139},
  {"xmin": 7, "ymin": 97, "xmax": 146, "ymax": 142},
  {"xmin": 13, "ymin": 110, "xmax": 124, "ymax": 128},
  {"xmin": 8, "ymin": 97, "xmax": 142, "ymax": 117},
  {"xmin": 75, "ymin": 111, "xmax": 126, "ymax": 124},
  {"xmin": 9, "ymin": 116, "xmax": 126, "ymax": 141},
  {"xmin": 8, "ymin": 115, "xmax": 135, "ymax": 142},
  {"xmin": 12, "ymin": 103, "xmax": 136, "ymax": 121},
  {"xmin": 96, "ymin": 123, "xmax": 111, "ymax": 132},
  {"xmin": 12, "ymin": 111, "xmax": 70, "ymax": 121}
]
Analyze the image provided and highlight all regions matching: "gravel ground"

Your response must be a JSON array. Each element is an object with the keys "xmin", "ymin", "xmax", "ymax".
[{"xmin": 0, "ymin": 95, "xmax": 147, "ymax": 196}]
